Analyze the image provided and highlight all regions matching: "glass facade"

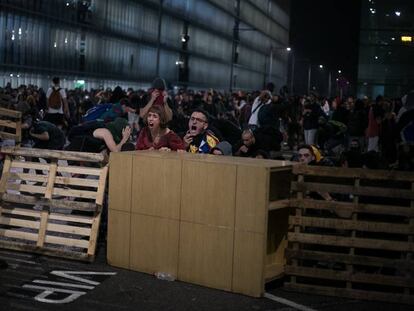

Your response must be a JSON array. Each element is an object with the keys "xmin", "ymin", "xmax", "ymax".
[
  {"xmin": 0, "ymin": 0, "xmax": 290, "ymax": 91},
  {"xmin": 358, "ymin": 0, "xmax": 414, "ymax": 98}
]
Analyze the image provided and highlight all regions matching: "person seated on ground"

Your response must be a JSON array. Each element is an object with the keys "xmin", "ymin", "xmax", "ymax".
[
  {"xmin": 139, "ymin": 78, "xmax": 173, "ymax": 122},
  {"xmin": 210, "ymin": 141, "xmax": 233, "ymax": 156},
  {"xmin": 66, "ymin": 117, "xmax": 131, "ymax": 153},
  {"xmin": 182, "ymin": 109, "xmax": 220, "ymax": 154},
  {"xmin": 30, "ymin": 121, "xmax": 65, "ymax": 150},
  {"xmin": 136, "ymin": 105, "xmax": 185, "ymax": 151},
  {"xmin": 233, "ymin": 127, "xmax": 282, "ymax": 158}
]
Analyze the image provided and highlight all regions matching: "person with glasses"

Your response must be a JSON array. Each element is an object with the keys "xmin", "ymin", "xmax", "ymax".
[{"xmin": 183, "ymin": 109, "xmax": 219, "ymax": 154}]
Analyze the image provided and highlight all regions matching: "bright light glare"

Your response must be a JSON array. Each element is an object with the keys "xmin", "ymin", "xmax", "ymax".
[
  {"xmin": 319, "ymin": 65, "xmax": 323, "ymax": 69},
  {"xmin": 395, "ymin": 11, "xmax": 401, "ymax": 16},
  {"xmin": 286, "ymin": 47, "xmax": 291, "ymax": 51}
]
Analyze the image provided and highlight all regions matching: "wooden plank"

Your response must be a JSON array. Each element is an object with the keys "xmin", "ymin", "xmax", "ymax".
[
  {"xmin": 284, "ymin": 283, "xmax": 414, "ymax": 305},
  {"xmin": 87, "ymin": 212, "xmax": 101, "ymax": 255},
  {"xmin": 95, "ymin": 165, "xmax": 108, "ymax": 206},
  {"xmin": 293, "ymin": 164, "xmax": 414, "ymax": 182},
  {"xmin": 289, "ymin": 216, "xmax": 411, "ymax": 235},
  {"xmin": 2, "ymin": 193, "xmax": 97, "ymax": 211},
  {"xmin": 0, "ymin": 206, "xmax": 41, "ymax": 218},
  {"xmin": 46, "ymin": 223, "xmax": 91, "ymax": 236},
  {"xmin": 44, "ymin": 235, "xmax": 89, "ymax": 248},
  {"xmin": 292, "ymin": 181, "xmax": 414, "ymax": 200},
  {"xmin": 285, "ymin": 265, "xmax": 414, "ymax": 288},
  {"xmin": 15, "ymin": 120, "xmax": 22, "ymax": 143},
  {"xmin": 7, "ymin": 183, "xmax": 46, "ymax": 194},
  {"xmin": 48, "ymin": 213, "xmax": 93, "ymax": 224},
  {"xmin": 0, "ymin": 107, "xmax": 22, "ymax": 118},
  {"xmin": 268, "ymin": 199, "xmax": 290, "ymax": 211},
  {"xmin": 0, "ymin": 217, "xmax": 40, "ymax": 230},
  {"xmin": 288, "ymin": 232, "xmax": 414, "ymax": 252},
  {"xmin": 0, "ymin": 132, "xmax": 18, "ymax": 140},
  {"xmin": 0, "ymin": 156, "xmax": 12, "ymax": 193},
  {"xmin": 285, "ymin": 249, "xmax": 414, "ymax": 272},
  {"xmin": 108, "ymin": 152, "xmax": 133, "ymax": 213},
  {"xmin": 57, "ymin": 166, "xmax": 102, "ymax": 176},
  {"xmin": 0, "ymin": 119, "xmax": 17, "ymax": 129},
  {"xmin": 0, "ymin": 240, "xmax": 91, "ymax": 262},
  {"xmin": 8, "ymin": 173, "xmax": 99, "ymax": 187},
  {"xmin": 291, "ymin": 198, "xmax": 414, "ymax": 217},
  {"xmin": 9, "ymin": 173, "xmax": 47, "ymax": 183},
  {"xmin": 1, "ymin": 146, "xmax": 104, "ymax": 163},
  {"xmin": 36, "ymin": 210, "xmax": 49, "ymax": 247},
  {"xmin": 11, "ymin": 161, "xmax": 50, "ymax": 171},
  {"xmin": 53, "ymin": 187, "xmax": 97, "ymax": 200},
  {"xmin": 45, "ymin": 160, "xmax": 57, "ymax": 199},
  {"xmin": 0, "ymin": 228, "xmax": 38, "ymax": 241}
]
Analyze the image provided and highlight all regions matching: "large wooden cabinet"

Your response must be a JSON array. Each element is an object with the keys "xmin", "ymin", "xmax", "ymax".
[{"xmin": 107, "ymin": 151, "xmax": 292, "ymax": 297}]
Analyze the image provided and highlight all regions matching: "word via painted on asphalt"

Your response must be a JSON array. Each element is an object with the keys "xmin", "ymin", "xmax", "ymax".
[{"xmin": 19, "ymin": 270, "xmax": 117, "ymax": 304}]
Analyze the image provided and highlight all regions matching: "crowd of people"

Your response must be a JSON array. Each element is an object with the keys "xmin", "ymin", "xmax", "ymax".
[{"xmin": 0, "ymin": 77, "xmax": 413, "ymax": 171}]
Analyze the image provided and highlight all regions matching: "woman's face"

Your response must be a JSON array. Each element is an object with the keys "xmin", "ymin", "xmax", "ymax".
[{"xmin": 147, "ymin": 112, "xmax": 160, "ymax": 129}]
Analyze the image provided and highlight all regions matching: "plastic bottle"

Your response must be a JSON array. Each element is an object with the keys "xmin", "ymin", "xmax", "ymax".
[{"xmin": 154, "ymin": 272, "xmax": 175, "ymax": 281}]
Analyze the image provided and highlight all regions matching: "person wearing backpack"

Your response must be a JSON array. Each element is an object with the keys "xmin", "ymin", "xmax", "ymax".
[{"xmin": 44, "ymin": 77, "xmax": 69, "ymax": 128}]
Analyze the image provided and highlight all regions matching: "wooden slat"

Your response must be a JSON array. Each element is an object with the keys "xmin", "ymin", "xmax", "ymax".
[
  {"xmin": 2, "ymin": 193, "xmax": 97, "ymax": 211},
  {"xmin": 289, "ymin": 216, "xmax": 411, "ymax": 235},
  {"xmin": 0, "ymin": 119, "xmax": 17, "ymax": 129},
  {"xmin": 292, "ymin": 181, "xmax": 414, "ymax": 200},
  {"xmin": 11, "ymin": 161, "xmax": 50, "ymax": 171},
  {"xmin": 0, "ymin": 132, "xmax": 18, "ymax": 140},
  {"xmin": 268, "ymin": 199, "xmax": 290, "ymax": 211},
  {"xmin": 37, "ymin": 210, "xmax": 49, "ymax": 247},
  {"xmin": 45, "ymin": 160, "xmax": 57, "ymax": 199},
  {"xmin": 0, "ymin": 156, "xmax": 12, "ymax": 193},
  {"xmin": 1, "ymin": 146, "xmax": 104, "ymax": 163},
  {"xmin": 55, "ymin": 176, "xmax": 99, "ymax": 187},
  {"xmin": 57, "ymin": 166, "xmax": 102, "ymax": 176},
  {"xmin": 87, "ymin": 212, "xmax": 101, "ymax": 255},
  {"xmin": 0, "ymin": 228, "xmax": 38, "ymax": 241},
  {"xmin": 9, "ymin": 173, "xmax": 47, "ymax": 183},
  {"xmin": 286, "ymin": 265, "xmax": 414, "ymax": 288},
  {"xmin": 53, "ymin": 187, "xmax": 97, "ymax": 200},
  {"xmin": 7, "ymin": 183, "xmax": 46, "ymax": 194},
  {"xmin": 291, "ymin": 198, "xmax": 414, "ymax": 217},
  {"xmin": 0, "ymin": 206, "xmax": 41, "ymax": 218},
  {"xmin": 48, "ymin": 213, "xmax": 93, "ymax": 224},
  {"xmin": 0, "ymin": 240, "xmax": 91, "ymax": 262},
  {"xmin": 0, "ymin": 107, "xmax": 22, "ymax": 118},
  {"xmin": 284, "ymin": 283, "xmax": 414, "ymax": 305},
  {"xmin": 95, "ymin": 165, "xmax": 108, "ymax": 206},
  {"xmin": 288, "ymin": 232, "xmax": 414, "ymax": 252},
  {"xmin": 44, "ymin": 235, "xmax": 89, "ymax": 248},
  {"xmin": 0, "ymin": 217, "xmax": 40, "ymax": 230},
  {"xmin": 47, "ymin": 223, "xmax": 91, "ymax": 236},
  {"xmin": 293, "ymin": 164, "xmax": 414, "ymax": 182},
  {"xmin": 285, "ymin": 249, "xmax": 414, "ymax": 272}
]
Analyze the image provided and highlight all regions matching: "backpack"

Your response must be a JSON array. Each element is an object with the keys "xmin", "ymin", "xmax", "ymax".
[
  {"xmin": 81, "ymin": 103, "xmax": 113, "ymax": 123},
  {"xmin": 48, "ymin": 88, "xmax": 62, "ymax": 109}
]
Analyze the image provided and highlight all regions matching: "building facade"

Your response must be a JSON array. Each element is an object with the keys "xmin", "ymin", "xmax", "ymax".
[
  {"xmin": 0, "ymin": 0, "xmax": 290, "ymax": 91},
  {"xmin": 358, "ymin": 0, "xmax": 414, "ymax": 98}
]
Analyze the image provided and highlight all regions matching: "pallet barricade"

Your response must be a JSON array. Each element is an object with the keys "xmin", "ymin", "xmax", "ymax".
[
  {"xmin": 285, "ymin": 164, "xmax": 414, "ymax": 304},
  {"xmin": 0, "ymin": 147, "xmax": 108, "ymax": 261},
  {"xmin": 0, "ymin": 108, "xmax": 22, "ymax": 146}
]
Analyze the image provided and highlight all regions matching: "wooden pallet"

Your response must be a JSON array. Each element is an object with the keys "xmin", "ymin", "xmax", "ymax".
[
  {"xmin": 0, "ymin": 108, "xmax": 22, "ymax": 146},
  {"xmin": 0, "ymin": 147, "xmax": 108, "ymax": 261},
  {"xmin": 285, "ymin": 164, "xmax": 414, "ymax": 305}
]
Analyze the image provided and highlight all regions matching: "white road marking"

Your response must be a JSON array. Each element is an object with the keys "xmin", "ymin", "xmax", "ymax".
[{"xmin": 264, "ymin": 292, "xmax": 317, "ymax": 311}]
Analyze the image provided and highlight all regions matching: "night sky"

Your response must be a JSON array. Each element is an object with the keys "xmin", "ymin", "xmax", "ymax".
[{"xmin": 290, "ymin": 0, "xmax": 361, "ymax": 86}]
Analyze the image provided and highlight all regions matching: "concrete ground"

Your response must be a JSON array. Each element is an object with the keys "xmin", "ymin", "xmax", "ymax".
[{"xmin": 0, "ymin": 244, "xmax": 411, "ymax": 311}]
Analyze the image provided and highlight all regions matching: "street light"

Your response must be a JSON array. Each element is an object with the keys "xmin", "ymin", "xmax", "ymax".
[
  {"xmin": 338, "ymin": 70, "xmax": 342, "ymax": 74},
  {"xmin": 319, "ymin": 64, "xmax": 324, "ymax": 69}
]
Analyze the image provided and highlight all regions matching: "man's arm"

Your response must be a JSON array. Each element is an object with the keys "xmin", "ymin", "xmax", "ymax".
[{"xmin": 30, "ymin": 130, "xmax": 49, "ymax": 141}]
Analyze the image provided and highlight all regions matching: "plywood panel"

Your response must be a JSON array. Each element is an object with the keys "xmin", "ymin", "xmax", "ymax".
[
  {"xmin": 131, "ymin": 156, "xmax": 181, "ymax": 219},
  {"xmin": 235, "ymin": 166, "xmax": 268, "ymax": 234},
  {"xmin": 107, "ymin": 209, "xmax": 131, "ymax": 269},
  {"xmin": 178, "ymin": 222, "xmax": 233, "ymax": 291},
  {"xmin": 232, "ymin": 230, "xmax": 265, "ymax": 297},
  {"xmin": 109, "ymin": 152, "xmax": 133, "ymax": 212},
  {"xmin": 130, "ymin": 214, "xmax": 179, "ymax": 276},
  {"xmin": 181, "ymin": 161, "xmax": 236, "ymax": 227}
]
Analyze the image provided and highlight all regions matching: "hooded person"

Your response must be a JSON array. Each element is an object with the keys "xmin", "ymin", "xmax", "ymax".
[
  {"xmin": 66, "ymin": 117, "xmax": 131, "ymax": 153},
  {"xmin": 211, "ymin": 141, "xmax": 233, "ymax": 156}
]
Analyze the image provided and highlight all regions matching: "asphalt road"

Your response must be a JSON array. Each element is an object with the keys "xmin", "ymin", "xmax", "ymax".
[{"xmin": 0, "ymin": 244, "xmax": 411, "ymax": 311}]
